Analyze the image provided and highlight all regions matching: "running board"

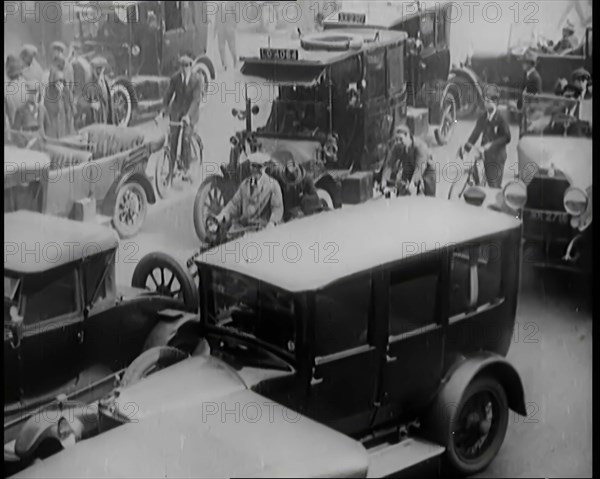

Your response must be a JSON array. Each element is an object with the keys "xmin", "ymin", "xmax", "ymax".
[{"xmin": 367, "ymin": 438, "xmax": 445, "ymax": 478}]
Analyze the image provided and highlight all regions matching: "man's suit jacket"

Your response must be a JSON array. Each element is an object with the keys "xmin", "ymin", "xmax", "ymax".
[
  {"xmin": 465, "ymin": 110, "xmax": 511, "ymax": 163},
  {"xmin": 163, "ymin": 71, "xmax": 202, "ymax": 124}
]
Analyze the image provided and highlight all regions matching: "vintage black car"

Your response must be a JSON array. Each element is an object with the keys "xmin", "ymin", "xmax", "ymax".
[
  {"xmin": 193, "ymin": 28, "xmax": 409, "ymax": 242},
  {"xmin": 16, "ymin": 197, "xmax": 526, "ymax": 478},
  {"xmin": 69, "ymin": 1, "xmax": 216, "ymax": 126},
  {"xmin": 323, "ymin": 0, "xmax": 458, "ymax": 145},
  {"xmin": 450, "ymin": 22, "xmax": 593, "ymax": 117},
  {"xmin": 517, "ymin": 93, "xmax": 592, "ymax": 273},
  {"xmin": 4, "ymin": 211, "xmax": 200, "ymax": 471}
]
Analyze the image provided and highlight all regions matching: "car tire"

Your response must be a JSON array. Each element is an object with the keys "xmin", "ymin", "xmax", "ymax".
[
  {"xmin": 193, "ymin": 177, "xmax": 231, "ymax": 243},
  {"xmin": 111, "ymin": 82, "xmax": 134, "ymax": 127},
  {"xmin": 434, "ymin": 92, "xmax": 457, "ymax": 145},
  {"xmin": 112, "ymin": 182, "xmax": 147, "ymax": 239},
  {"xmin": 120, "ymin": 346, "xmax": 188, "ymax": 388},
  {"xmin": 132, "ymin": 252, "xmax": 199, "ymax": 311},
  {"xmin": 449, "ymin": 75, "xmax": 479, "ymax": 119},
  {"xmin": 439, "ymin": 375, "xmax": 509, "ymax": 475}
]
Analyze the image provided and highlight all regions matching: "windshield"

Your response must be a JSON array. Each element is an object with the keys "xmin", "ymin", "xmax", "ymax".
[
  {"xmin": 205, "ymin": 268, "xmax": 297, "ymax": 355},
  {"xmin": 523, "ymin": 96, "xmax": 592, "ymax": 138},
  {"xmin": 257, "ymin": 85, "xmax": 331, "ymax": 137},
  {"xmin": 508, "ymin": 23, "xmax": 552, "ymax": 52}
]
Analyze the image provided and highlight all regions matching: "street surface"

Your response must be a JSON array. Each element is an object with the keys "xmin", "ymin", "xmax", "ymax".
[{"xmin": 113, "ymin": 30, "xmax": 592, "ymax": 478}]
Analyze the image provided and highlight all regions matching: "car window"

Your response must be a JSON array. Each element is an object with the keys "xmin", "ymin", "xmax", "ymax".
[
  {"xmin": 165, "ymin": 1, "xmax": 183, "ymax": 31},
  {"xmin": 366, "ymin": 49, "xmax": 386, "ymax": 99},
  {"xmin": 315, "ymin": 275, "xmax": 371, "ymax": 356},
  {"xmin": 387, "ymin": 45, "xmax": 404, "ymax": 94},
  {"xmin": 389, "ymin": 270, "xmax": 439, "ymax": 336},
  {"xmin": 82, "ymin": 252, "xmax": 115, "ymax": 305},
  {"xmin": 449, "ymin": 242, "xmax": 503, "ymax": 317},
  {"xmin": 25, "ymin": 268, "xmax": 79, "ymax": 325}
]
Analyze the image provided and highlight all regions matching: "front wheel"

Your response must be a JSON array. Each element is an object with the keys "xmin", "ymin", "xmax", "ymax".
[
  {"xmin": 444, "ymin": 376, "xmax": 509, "ymax": 475},
  {"xmin": 131, "ymin": 252, "xmax": 199, "ymax": 311},
  {"xmin": 112, "ymin": 182, "xmax": 147, "ymax": 239},
  {"xmin": 193, "ymin": 178, "xmax": 231, "ymax": 243},
  {"xmin": 435, "ymin": 92, "xmax": 457, "ymax": 145},
  {"xmin": 120, "ymin": 346, "xmax": 188, "ymax": 388},
  {"xmin": 111, "ymin": 82, "xmax": 134, "ymax": 127}
]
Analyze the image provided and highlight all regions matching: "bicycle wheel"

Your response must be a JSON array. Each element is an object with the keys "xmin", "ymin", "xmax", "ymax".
[{"xmin": 155, "ymin": 149, "xmax": 173, "ymax": 199}]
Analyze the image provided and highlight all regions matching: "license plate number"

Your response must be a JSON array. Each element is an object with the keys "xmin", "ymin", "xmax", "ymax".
[
  {"xmin": 259, "ymin": 48, "xmax": 299, "ymax": 61},
  {"xmin": 339, "ymin": 12, "xmax": 366, "ymax": 24},
  {"xmin": 530, "ymin": 211, "xmax": 568, "ymax": 224}
]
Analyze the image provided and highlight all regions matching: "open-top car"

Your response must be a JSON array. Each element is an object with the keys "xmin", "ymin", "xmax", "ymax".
[
  {"xmin": 68, "ymin": 0, "xmax": 216, "ymax": 126},
  {"xmin": 15, "ymin": 197, "xmax": 526, "ymax": 478},
  {"xmin": 5, "ymin": 123, "xmax": 164, "ymax": 238},
  {"xmin": 4, "ymin": 211, "xmax": 201, "ymax": 472},
  {"xmin": 193, "ymin": 28, "xmax": 409, "ymax": 242},
  {"xmin": 516, "ymin": 93, "xmax": 592, "ymax": 273},
  {"xmin": 323, "ymin": 0, "xmax": 459, "ymax": 145},
  {"xmin": 450, "ymin": 22, "xmax": 593, "ymax": 117}
]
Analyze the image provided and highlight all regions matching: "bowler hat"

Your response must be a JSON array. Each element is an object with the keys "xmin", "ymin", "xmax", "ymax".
[
  {"xmin": 247, "ymin": 151, "xmax": 272, "ymax": 166},
  {"xmin": 5, "ymin": 55, "xmax": 24, "ymax": 78},
  {"xmin": 90, "ymin": 56, "xmax": 108, "ymax": 68},
  {"xmin": 572, "ymin": 67, "xmax": 591, "ymax": 82},
  {"xmin": 21, "ymin": 44, "xmax": 38, "ymax": 56}
]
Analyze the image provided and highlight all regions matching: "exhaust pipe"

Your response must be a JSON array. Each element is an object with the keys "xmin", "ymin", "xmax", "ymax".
[{"xmin": 562, "ymin": 234, "xmax": 583, "ymax": 263}]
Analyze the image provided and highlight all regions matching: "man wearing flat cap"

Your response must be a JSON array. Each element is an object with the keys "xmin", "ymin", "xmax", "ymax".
[
  {"xmin": 553, "ymin": 20, "xmax": 579, "ymax": 54},
  {"xmin": 79, "ymin": 56, "xmax": 115, "ymax": 126},
  {"xmin": 214, "ymin": 151, "xmax": 284, "ymax": 229},
  {"xmin": 381, "ymin": 124, "xmax": 437, "ymax": 197},
  {"xmin": 460, "ymin": 88, "xmax": 511, "ymax": 189},
  {"xmin": 20, "ymin": 44, "xmax": 44, "ymax": 84},
  {"xmin": 12, "ymin": 81, "xmax": 49, "ymax": 147},
  {"xmin": 162, "ymin": 54, "xmax": 204, "ymax": 179}
]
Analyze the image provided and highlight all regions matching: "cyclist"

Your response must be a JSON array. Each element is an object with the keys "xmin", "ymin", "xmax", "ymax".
[
  {"xmin": 381, "ymin": 124, "xmax": 436, "ymax": 197},
  {"xmin": 162, "ymin": 54, "xmax": 203, "ymax": 180},
  {"xmin": 459, "ymin": 91, "xmax": 511, "ymax": 188},
  {"xmin": 213, "ymin": 151, "xmax": 284, "ymax": 230}
]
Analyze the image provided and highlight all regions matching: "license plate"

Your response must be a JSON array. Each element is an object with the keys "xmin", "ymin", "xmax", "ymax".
[
  {"xmin": 259, "ymin": 48, "xmax": 299, "ymax": 61},
  {"xmin": 339, "ymin": 12, "xmax": 366, "ymax": 24},
  {"xmin": 530, "ymin": 211, "xmax": 569, "ymax": 224}
]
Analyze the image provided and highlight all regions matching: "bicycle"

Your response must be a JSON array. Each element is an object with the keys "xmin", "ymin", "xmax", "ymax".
[
  {"xmin": 154, "ymin": 116, "xmax": 203, "ymax": 199},
  {"xmin": 447, "ymin": 145, "xmax": 486, "ymax": 200}
]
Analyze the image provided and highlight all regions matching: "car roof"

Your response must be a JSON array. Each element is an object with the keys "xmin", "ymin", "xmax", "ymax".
[
  {"xmin": 324, "ymin": 1, "xmax": 454, "ymax": 29},
  {"xmin": 197, "ymin": 197, "xmax": 520, "ymax": 293},
  {"xmin": 240, "ymin": 28, "xmax": 407, "ymax": 67},
  {"xmin": 5, "ymin": 211, "xmax": 119, "ymax": 274}
]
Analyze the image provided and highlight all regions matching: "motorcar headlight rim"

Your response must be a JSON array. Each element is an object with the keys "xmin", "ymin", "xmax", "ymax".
[
  {"xmin": 131, "ymin": 45, "xmax": 141, "ymax": 56},
  {"xmin": 563, "ymin": 187, "xmax": 588, "ymax": 217},
  {"xmin": 503, "ymin": 180, "xmax": 527, "ymax": 211}
]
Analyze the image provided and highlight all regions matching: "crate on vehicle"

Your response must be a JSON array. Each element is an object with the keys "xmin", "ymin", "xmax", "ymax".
[{"xmin": 341, "ymin": 171, "xmax": 374, "ymax": 204}]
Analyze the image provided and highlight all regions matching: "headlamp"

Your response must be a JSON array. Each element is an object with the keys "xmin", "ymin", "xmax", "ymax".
[
  {"xmin": 503, "ymin": 181, "xmax": 528, "ymax": 211},
  {"xmin": 563, "ymin": 187, "xmax": 587, "ymax": 217}
]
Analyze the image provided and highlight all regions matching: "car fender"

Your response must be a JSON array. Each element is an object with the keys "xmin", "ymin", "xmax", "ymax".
[
  {"xmin": 101, "ymin": 170, "xmax": 157, "ymax": 216},
  {"xmin": 193, "ymin": 55, "xmax": 216, "ymax": 80},
  {"xmin": 315, "ymin": 173, "xmax": 342, "ymax": 208},
  {"xmin": 433, "ymin": 353, "xmax": 526, "ymax": 419},
  {"xmin": 449, "ymin": 67, "xmax": 484, "ymax": 108},
  {"xmin": 142, "ymin": 311, "xmax": 200, "ymax": 353},
  {"xmin": 109, "ymin": 76, "xmax": 139, "ymax": 104}
]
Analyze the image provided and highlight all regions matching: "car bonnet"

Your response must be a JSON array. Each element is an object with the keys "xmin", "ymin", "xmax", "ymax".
[
  {"xmin": 14, "ymin": 387, "xmax": 368, "ymax": 478},
  {"xmin": 517, "ymin": 136, "xmax": 592, "ymax": 189}
]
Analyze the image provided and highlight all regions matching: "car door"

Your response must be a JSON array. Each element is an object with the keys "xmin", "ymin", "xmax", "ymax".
[
  {"xmin": 19, "ymin": 265, "xmax": 84, "ymax": 396},
  {"xmin": 304, "ymin": 273, "xmax": 380, "ymax": 435},
  {"xmin": 380, "ymin": 255, "xmax": 445, "ymax": 420}
]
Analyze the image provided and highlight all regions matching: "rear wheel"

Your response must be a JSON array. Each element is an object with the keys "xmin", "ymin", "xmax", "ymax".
[
  {"xmin": 193, "ymin": 178, "xmax": 232, "ymax": 243},
  {"xmin": 111, "ymin": 82, "xmax": 133, "ymax": 127},
  {"xmin": 132, "ymin": 252, "xmax": 199, "ymax": 311},
  {"xmin": 450, "ymin": 76, "xmax": 479, "ymax": 119},
  {"xmin": 112, "ymin": 182, "xmax": 147, "ymax": 239},
  {"xmin": 155, "ymin": 149, "xmax": 172, "ymax": 199},
  {"xmin": 435, "ymin": 92, "xmax": 457, "ymax": 145},
  {"xmin": 120, "ymin": 346, "xmax": 188, "ymax": 388}
]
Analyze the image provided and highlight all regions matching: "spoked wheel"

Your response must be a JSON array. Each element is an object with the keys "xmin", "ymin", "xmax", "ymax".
[
  {"xmin": 187, "ymin": 134, "xmax": 204, "ymax": 186},
  {"xmin": 112, "ymin": 182, "xmax": 147, "ymax": 239},
  {"xmin": 446, "ymin": 376, "xmax": 509, "ymax": 475},
  {"xmin": 193, "ymin": 178, "xmax": 231, "ymax": 243},
  {"xmin": 435, "ymin": 93, "xmax": 457, "ymax": 145},
  {"xmin": 131, "ymin": 252, "xmax": 199, "ymax": 311},
  {"xmin": 111, "ymin": 82, "xmax": 133, "ymax": 127},
  {"xmin": 155, "ymin": 149, "xmax": 172, "ymax": 199}
]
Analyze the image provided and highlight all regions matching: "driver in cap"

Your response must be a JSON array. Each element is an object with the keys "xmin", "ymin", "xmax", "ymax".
[{"xmin": 214, "ymin": 151, "xmax": 284, "ymax": 228}]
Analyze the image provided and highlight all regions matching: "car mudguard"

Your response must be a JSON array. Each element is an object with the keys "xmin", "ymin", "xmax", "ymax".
[
  {"xmin": 101, "ymin": 170, "xmax": 157, "ymax": 216},
  {"xmin": 315, "ymin": 173, "xmax": 343, "ymax": 209},
  {"xmin": 193, "ymin": 55, "xmax": 216, "ymax": 80},
  {"xmin": 110, "ymin": 76, "xmax": 139, "ymax": 104},
  {"xmin": 422, "ymin": 352, "xmax": 526, "ymax": 443},
  {"xmin": 449, "ymin": 67, "xmax": 484, "ymax": 110},
  {"xmin": 142, "ymin": 311, "xmax": 200, "ymax": 353}
]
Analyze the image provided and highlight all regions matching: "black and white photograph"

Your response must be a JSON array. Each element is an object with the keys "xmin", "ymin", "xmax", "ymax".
[{"xmin": 3, "ymin": 0, "xmax": 593, "ymax": 477}]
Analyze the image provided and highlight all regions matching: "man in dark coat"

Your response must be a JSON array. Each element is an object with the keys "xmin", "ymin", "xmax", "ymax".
[
  {"xmin": 381, "ymin": 124, "xmax": 437, "ymax": 197},
  {"xmin": 4, "ymin": 55, "xmax": 26, "ymax": 127},
  {"xmin": 460, "ymin": 91, "xmax": 511, "ymax": 188},
  {"xmin": 517, "ymin": 49, "xmax": 542, "ymax": 110},
  {"xmin": 78, "ymin": 56, "xmax": 115, "ymax": 126},
  {"xmin": 558, "ymin": 67, "xmax": 592, "ymax": 100},
  {"xmin": 162, "ymin": 55, "xmax": 203, "ymax": 176}
]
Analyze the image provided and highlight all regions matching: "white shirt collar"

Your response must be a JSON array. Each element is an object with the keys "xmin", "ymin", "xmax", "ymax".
[{"xmin": 487, "ymin": 109, "xmax": 497, "ymax": 121}]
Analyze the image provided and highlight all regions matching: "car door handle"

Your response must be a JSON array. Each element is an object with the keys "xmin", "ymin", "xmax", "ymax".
[
  {"xmin": 77, "ymin": 331, "xmax": 84, "ymax": 344},
  {"xmin": 310, "ymin": 376, "xmax": 324, "ymax": 386},
  {"xmin": 386, "ymin": 354, "xmax": 397, "ymax": 363}
]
